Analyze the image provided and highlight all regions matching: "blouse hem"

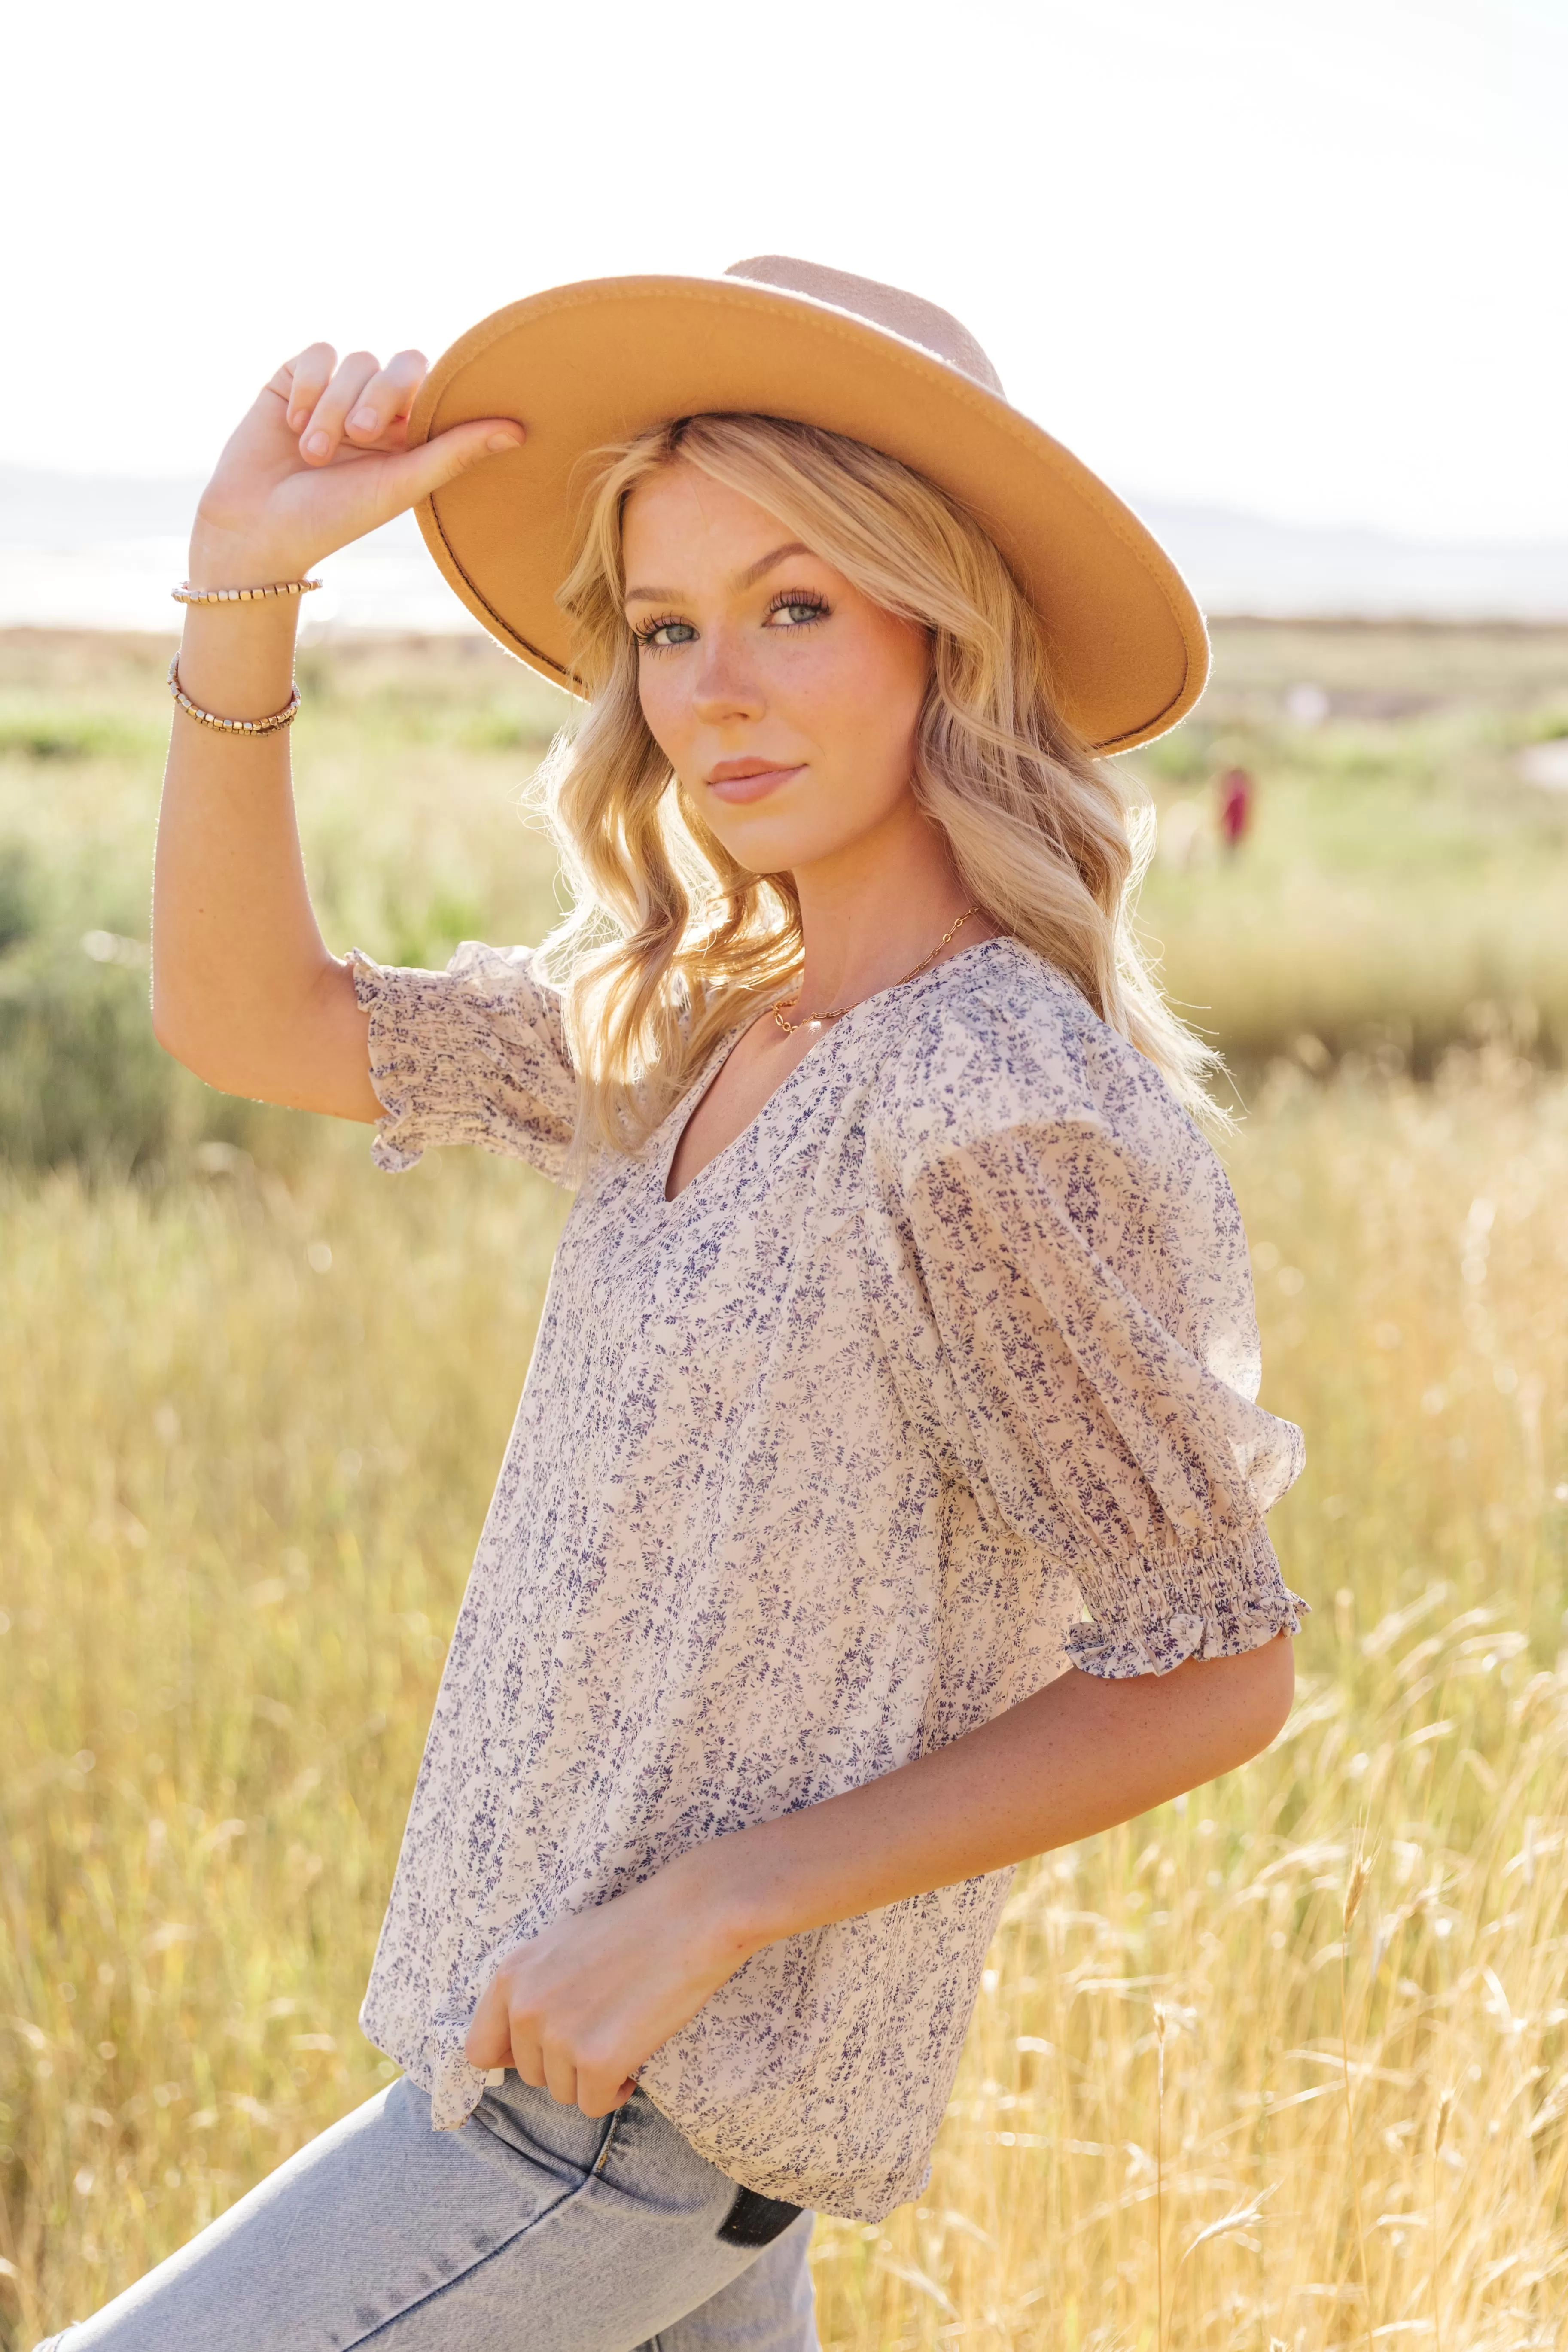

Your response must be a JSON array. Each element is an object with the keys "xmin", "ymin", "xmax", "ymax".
[{"xmin": 362, "ymin": 2014, "xmax": 927, "ymax": 2221}]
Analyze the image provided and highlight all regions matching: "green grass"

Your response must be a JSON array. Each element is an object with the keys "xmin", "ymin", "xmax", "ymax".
[
  {"xmin": 1128, "ymin": 621, "xmax": 1568, "ymax": 1082},
  {"xmin": 0, "ymin": 632, "xmax": 572, "ymax": 1173},
  {"xmin": 3, "ymin": 618, "xmax": 1568, "ymax": 1175}
]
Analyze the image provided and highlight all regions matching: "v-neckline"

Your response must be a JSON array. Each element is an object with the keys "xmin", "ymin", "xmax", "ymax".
[
  {"xmin": 656, "ymin": 934, "xmax": 1013, "ymax": 1208},
  {"xmin": 658, "ymin": 1014, "xmax": 828, "ymax": 1207}
]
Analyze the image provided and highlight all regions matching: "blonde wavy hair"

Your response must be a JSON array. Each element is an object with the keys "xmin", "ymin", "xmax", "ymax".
[{"xmin": 531, "ymin": 412, "xmax": 1219, "ymax": 1153}]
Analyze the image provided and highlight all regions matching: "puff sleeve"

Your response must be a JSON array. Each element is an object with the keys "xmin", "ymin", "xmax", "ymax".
[
  {"xmin": 347, "ymin": 942, "xmax": 577, "ymax": 1182},
  {"xmin": 881, "ymin": 984, "xmax": 1306, "ymax": 1677}
]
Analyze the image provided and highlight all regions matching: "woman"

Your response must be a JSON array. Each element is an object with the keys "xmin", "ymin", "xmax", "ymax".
[{"xmin": 45, "ymin": 258, "xmax": 1305, "ymax": 2352}]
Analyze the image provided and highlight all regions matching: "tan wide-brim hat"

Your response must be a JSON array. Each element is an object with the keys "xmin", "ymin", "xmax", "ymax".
[{"xmin": 406, "ymin": 256, "xmax": 1208, "ymax": 754}]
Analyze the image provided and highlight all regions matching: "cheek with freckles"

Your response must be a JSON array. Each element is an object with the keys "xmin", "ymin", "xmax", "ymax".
[{"xmin": 635, "ymin": 664, "xmax": 706, "ymax": 782}]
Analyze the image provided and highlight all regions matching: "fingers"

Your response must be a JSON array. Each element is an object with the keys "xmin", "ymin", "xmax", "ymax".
[
  {"xmin": 341, "ymin": 349, "xmax": 428, "ymax": 449},
  {"xmin": 541, "ymin": 2044, "xmax": 579, "ymax": 2108},
  {"xmin": 375, "ymin": 417, "xmax": 526, "ymax": 514},
  {"xmin": 512, "ymin": 2031, "xmax": 548, "ymax": 2093},
  {"xmin": 575, "ymin": 2066, "xmax": 639, "ymax": 2120},
  {"xmin": 279, "ymin": 344, "xmax": 337, "ymax": 432},
  {"xmin": 297, "ymin": 351, "xmax": 383, "ymax": 466},
  {"xmin": 463, "ymin": 1952, "xmax": 635, "ymax": 2118},
  {"xmin": 538, "ymin": 2036, "xmax": 636, "ymax": 2116},
  {"xmin": 463, "ymin": 1971, "xmax": 514, "ymax": 2072},
  {"xmin": 466, "ymin": 1968, "xmax": 547, "ymax": 2091}
]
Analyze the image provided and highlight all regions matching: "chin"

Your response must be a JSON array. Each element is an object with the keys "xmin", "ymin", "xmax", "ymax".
[{"xmin": 704, "ymin": 812, "xmax": 879, "ymax": 876}]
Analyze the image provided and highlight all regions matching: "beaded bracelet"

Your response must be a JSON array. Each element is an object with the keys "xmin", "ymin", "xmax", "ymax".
[
  {"xmin": 171, "ymin": 578, "xmax": 322, "ymax": 606},
  {"xmin": 167, "ymin": 657, "xmax": 301, "ymax": 736}
]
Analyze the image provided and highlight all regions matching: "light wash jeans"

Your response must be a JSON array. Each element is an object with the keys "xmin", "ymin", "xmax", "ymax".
[{"xmin": 33, "ymin": 2075, "xmax": 818, "ymax": 2352}]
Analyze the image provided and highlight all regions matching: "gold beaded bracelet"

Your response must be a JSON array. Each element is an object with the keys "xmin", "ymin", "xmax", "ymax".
[
  {"xmin": 167, "ymin": 657, "xmax": 301, "ymax": 736},
  {"xmin": 171, "ymin": 578, "xmax": 322, "ymax": 606}
]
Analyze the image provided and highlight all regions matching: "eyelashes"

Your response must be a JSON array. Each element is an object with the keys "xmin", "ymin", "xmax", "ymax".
[
  {"xmin": 632, "ymin": 590, "xmax": 832, "ymax": 653},
  {"xmin": 633, "ymin": 615, "xmax": 697, "ymax": 652},
  {"xmin": 766, "ymin": 591, "xmax": 829, "ymax": 627}
]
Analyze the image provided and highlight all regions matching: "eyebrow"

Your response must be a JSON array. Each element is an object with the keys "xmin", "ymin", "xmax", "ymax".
[{"xmin": 623, "ymin": 541, "xmax": 813, "ymax": 606}]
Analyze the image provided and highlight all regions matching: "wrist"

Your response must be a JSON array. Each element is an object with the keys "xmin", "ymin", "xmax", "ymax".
[
  {"xmin": 173, "ymin": 584, "xmax": 302, "ymax": 709},
  {"xmin": 186, "ymin": 517, "xmax": 315, "ymax": 595},
  {"xmin": 666, "ymin": 1821, "xmax": 800, "ymax": 1968}
]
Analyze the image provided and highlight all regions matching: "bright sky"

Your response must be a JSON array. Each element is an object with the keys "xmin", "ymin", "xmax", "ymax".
[{"xmin": 6, "ymin": 0, "xmax": 1563, "ymax": 540}]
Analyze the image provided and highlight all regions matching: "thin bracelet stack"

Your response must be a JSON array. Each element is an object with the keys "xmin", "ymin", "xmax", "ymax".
[{"xmin": 167, "ymin": 575, "xmax": 318, "ymax": 732}]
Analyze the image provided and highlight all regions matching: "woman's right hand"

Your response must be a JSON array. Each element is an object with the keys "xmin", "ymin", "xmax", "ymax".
[
  {"xmin": 158, "ymin": 343, "xmax": 521, "ymax": 1124},
  {"xmin": 187, "ymin": 343, "xmax": 523, "ymax": 588}
]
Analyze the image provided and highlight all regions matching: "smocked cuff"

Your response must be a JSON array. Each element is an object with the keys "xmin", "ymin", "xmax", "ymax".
[
  {"xmin": 346, "ymin": 945, "xmax": 576, "ymax": 1180},
  {"xmin": 349, "ymin": 949, "xmax": 429, "ymax": 1172},
  {"xmin": 1066, "ymin": 1526, "xmax": 1307, "ymax": 1679}
]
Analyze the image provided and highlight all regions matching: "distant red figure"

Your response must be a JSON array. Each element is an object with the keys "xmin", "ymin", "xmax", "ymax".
[{"xmin": 1218, "ymin": 765, "xmax": 1254, "ymax": 855}]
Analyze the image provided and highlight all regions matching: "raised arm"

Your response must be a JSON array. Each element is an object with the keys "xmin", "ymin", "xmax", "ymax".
[{"xmin": 151, "ymin": 345, "xmax": 523, "ymax": 1116}]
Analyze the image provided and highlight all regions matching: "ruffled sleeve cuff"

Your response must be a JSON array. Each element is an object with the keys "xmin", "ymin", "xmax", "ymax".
[
  {"xmin": 348, "ymin": 943, "xmax": 577, "ymax": 1181},
  {"xmin": 1066, "ymin": 1524, "xmax": 1308, "ymax": 1679},
  {"xmin": 350, "ymin": 951, "xmax": 428, "ymax": 1173}
]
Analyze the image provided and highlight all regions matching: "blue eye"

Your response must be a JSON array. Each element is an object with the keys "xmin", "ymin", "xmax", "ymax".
[
  {"xmin": 637, "ymin": 617, "xmax": 697, "ymax": 651},
  {"xmin": 768, "ymin": 594, "xmax": 828, "ymax": 628}
]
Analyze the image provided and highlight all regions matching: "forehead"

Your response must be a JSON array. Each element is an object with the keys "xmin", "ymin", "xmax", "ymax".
[{"xmin": 621, "ymin": 460, "xmax": 797, "ymax": 577}]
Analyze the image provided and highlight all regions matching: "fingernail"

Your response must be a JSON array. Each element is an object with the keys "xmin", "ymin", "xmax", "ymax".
[
  {"xmin": 349, "ymin": 406, "xmax": 377, "ymax": 433},
  {"xmin": 287, "ymin": 408, "xmax": 306, "ymax": 430},
  {"xmin": 486, "ymin": 430, "xmax": 522, "ymax": 453},
  {"xmin": 304, "ymin": 430, "xmax": 330, "ymax": 457}
]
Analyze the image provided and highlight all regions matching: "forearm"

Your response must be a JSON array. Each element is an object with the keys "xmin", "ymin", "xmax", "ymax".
[
  {"xmin": 701, "ymin": 1637, "xmax": 1294, "ymax": 1960},
  {"xmin": 152, "ymin": 532, "xmax": 375, "ymax": 1114},
  {"xmin": 149, "ymin": 342, "xmax": 520, "ymax": 1118}
]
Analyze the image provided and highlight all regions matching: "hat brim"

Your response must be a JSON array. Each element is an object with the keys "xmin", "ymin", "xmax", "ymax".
[{"xmin": 406, "ymin": 275, "xmax": 1208, "ymax": 753}]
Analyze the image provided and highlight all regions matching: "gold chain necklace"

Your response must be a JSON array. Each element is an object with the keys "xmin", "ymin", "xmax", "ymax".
[{"xmin": 772, "ymin": 906, "xmax": 984, "ymax": 1037}]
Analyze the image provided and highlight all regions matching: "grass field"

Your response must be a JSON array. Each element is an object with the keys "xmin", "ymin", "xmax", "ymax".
[
  {"xmin": 1, "ymin": 616, "xmax": 1566, "ymax": 1174},
  {"xmin": 2, "ymin": 624, "xmax": 1567, "ymax": 2348}
]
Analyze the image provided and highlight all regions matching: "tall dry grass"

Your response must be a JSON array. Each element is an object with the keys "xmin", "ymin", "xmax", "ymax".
[
  {"xmin": 2, "ymin": 1067, "xmax": 1565, "ymax": 2349},
  {"xmin": 3, "ymin": 618, "xmax": 1568, "ymax": 2346}
]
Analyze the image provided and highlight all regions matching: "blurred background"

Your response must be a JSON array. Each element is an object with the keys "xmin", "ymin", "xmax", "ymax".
[{"xmin": 3, "ymin": 4, "xmax": 1567, "ymax": 2347}]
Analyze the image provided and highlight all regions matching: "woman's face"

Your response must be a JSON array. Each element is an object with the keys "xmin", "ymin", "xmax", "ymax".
[{"xmin": 621, "ymin": 461, "xmax": 931, "ymax": 878}]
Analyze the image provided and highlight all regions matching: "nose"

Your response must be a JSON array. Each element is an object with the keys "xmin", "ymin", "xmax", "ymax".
[{"xmin": 690, "ymin": 625, "xmax": 765, "ymax": 727}]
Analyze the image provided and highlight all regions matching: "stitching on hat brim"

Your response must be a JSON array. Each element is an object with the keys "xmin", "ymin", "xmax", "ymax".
[
  {"xmin": 430, "ymin": 531, "xmax": 582, "ymax": 694},
  {"xmin": 412, "ymin": 277, "xmax": 1207, "ymax": 748}
]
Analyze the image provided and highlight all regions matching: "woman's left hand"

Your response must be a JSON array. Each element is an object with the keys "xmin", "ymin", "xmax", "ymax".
[{"xmin": 463, "ymin": 1848, "xmax": 758, "ymax": 2117}]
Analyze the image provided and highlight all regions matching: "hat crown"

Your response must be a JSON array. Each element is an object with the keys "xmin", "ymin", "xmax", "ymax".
[{"xmin": 724, "ymin": 255, "xmax": 1005, "ymax": 401}]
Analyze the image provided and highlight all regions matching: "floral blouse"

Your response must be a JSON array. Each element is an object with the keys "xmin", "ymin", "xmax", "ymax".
[{"xmin": 349, "ymin": 934, "xmax": 1305, "ymax": 2221}]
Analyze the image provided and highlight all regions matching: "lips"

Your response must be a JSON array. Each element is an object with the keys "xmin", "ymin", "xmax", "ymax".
[{"xmin": 705, "ymin": 761, "xmax": 805, "ymax": 805}]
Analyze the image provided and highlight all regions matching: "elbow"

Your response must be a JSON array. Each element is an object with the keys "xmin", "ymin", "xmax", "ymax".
[
  {"xmin": 150, "ymin": 991, "xmax": 186, "ymax": 1065},
  {"xmin": 152, "ymin": 987, "xmax": 235, "ymax": 1094},
  {"xmin": 1156, "ymin": 1632, "xmax": 1296, "ymax": 1789},
  {"xmin": 1226, "ymin": 1630, "xmax": 1296, "ymax": 1765},
  {"xmin": 151, "ymin": 991, "xmax": 203, "ymax": 1078}
]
